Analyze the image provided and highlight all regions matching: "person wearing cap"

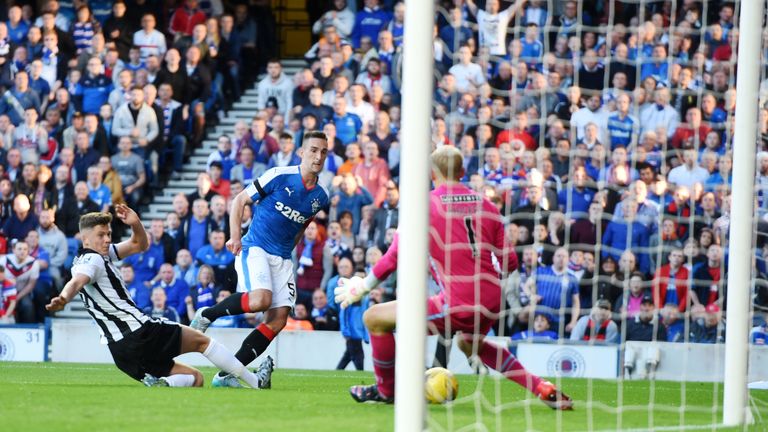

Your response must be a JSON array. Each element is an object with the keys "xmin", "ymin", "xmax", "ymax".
[
  {"xmin": 623, "ymin": 294, "xmax": 665, "ymax": 379},
  {"xmin": 689, "ymin": 303, "xmax": 725, "ymax": 344},
  {"xmin": 569, "ymin": 299, "xmax": 619, "ymax": 344}
]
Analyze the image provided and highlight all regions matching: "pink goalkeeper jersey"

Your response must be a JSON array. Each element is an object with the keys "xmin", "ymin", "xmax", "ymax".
[{"xmin": 372, "ymin": 183, "xmax": 517, "ymax": 313}]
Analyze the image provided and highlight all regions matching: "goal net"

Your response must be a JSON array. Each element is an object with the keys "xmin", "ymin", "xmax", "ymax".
[{"xmin": 410, "ymin": 0, "xmax": 767, "ymax": 429}]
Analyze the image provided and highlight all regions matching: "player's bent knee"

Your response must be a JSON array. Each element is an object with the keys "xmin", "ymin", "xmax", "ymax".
[
  {"xmin": 192, "ymin": 369, "xmax": 204, "ymax": 387},
  {"xmin": 247, "ymin": 291, "xmax": 272, "ymax": 311}
]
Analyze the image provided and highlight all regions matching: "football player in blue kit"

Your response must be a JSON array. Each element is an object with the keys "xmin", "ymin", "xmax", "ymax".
[{"xmin": 191, "ymin": 130, "xmax": 330, "ymax": 387}]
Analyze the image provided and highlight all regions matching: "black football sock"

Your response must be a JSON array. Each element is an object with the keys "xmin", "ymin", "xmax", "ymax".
[
  {"xmin": 218, "ymin": 323, "xmax": 277, "ymax": 377},
  {"xmin": 202, "ymin": 292, "xmax": 249, "ymax": 321}
]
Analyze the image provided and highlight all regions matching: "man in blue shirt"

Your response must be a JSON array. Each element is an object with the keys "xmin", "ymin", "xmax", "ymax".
[
  {"xmin": 121, "ymin": 263, "xmax": 151, "ymax": 310},
  {"xmin": 0, "ymin": 72, "xmax": 42, "ymax": 126},
  {"xmin": 151, "ymin": 263, "xmax": 190, "ymax": 322},
  {"xmin": 183, "ymin": 198, "xmax": 212, "ymax": 253},
  {"xmin": 350, "ymin": 0, "xmax": 391, "ymax": 48},
  {"xmin": 195, "ymin": 230, "xmax": 235, "ymax": 290},
  {"xmin": 606, "ymin": 93, "xmax": 637, "ymax": 149},
  {"xmin": 77, "ymin": 57, "xmax": 113, "ymax": 114},
  {"xmin": 520, "ymin": 23, "xmax": 544, "ymax": 71},
  {"xmin": 557, "ymin": 166, "xmax": 595, "ymax": 219},
  {"xmin": 526, "ymin": 247, "xmax": 580, "ymax": 334},
  {"xmin": 191, "ymin": 131, "xmax": 330, "ymax": 387},
  {"xmin": 86, "ymin": 166, "xmax": 112, "ymax": 212},
  {"xmin": 640, "ymin": 44, "xmax": 670, "ymax": 85},
  {"xmin": 332, "ymin": 96, "xmax": 362, "ymax": 145},
  {"xmin": 123, "ymin": 235, "xmax": 164, "ymax": 286},
  {"xmin": 602, "ymin": 200, "xmax": 651, "ymax": 274}
]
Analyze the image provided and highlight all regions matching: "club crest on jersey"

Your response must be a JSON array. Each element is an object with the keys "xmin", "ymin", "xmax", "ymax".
[{"xmin": 311, "ymin": 198, "xmax": 321, "ymax": 213}]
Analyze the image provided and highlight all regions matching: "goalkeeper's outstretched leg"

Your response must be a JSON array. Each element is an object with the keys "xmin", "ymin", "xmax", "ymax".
[{"xmin": 457, "ymin": 334, "xmax": 574, "ymax": 410}]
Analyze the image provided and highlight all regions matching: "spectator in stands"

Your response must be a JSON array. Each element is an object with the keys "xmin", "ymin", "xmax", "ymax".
[
  {"xmin": 110, "ymin": 137, "xmax": 145, "ymax": 207},
  {"xmin": 144, "ymin": 286, "xmax": 180, "ymax": 322},
  {"xmin": 245, "ymin": 115, "xmax": 279, "ymax": 164},
  {"xmin": 354, "ymin": 141, "xmax": 389, "ymax": 206},
  {"xmin": 602, "ymin": 200, "xmax": 651, "ymax": 275},
  {"xmin": 296, "ymin": 221, "xmax": 327, "ymax": 310},
  {"xmin": 311, "ymin": 289, "xmax": 339, "ymax": 330},
  {"xmin": 331, "ymin": 173, "xmax": 373, "ymax": 234},
  {"xmin": 285, "ymin": 303, "xmax": 315, "ymax": 331},
  {"xmin": 640, "ymin": 87, "xmax": 680, "ymax": 138},
  {"xmin": 151, "ymin": 262, "xmax": 189, "ymax": 321},
  {"xmin": 14, "ymin": 106, "xmax": 48, "ymax": 165},
  {"xmin": 26, "ymin": 229, "xmax": 54, "ymax": 318},
  {"xmin": 511, "ymin": 312, "xmax": 559, "ymax": 341},
  {"xmin": 183, "ymin": 198, "xmax": 212, "ymax": 252},
  {"xmin": 671, "ymin": 107, "xmax": 711, "ymax": 150},
  {"xmin": 2, "ymin": 71, "xmax": 42, "ymax": 127},
  {"xmin": 85, "ymin": 165, "xmax": 111, "ymax": 212},
  {"xmin": 668, "ymin": 149, "xmax": 709, "ymax": 189},
  {"xmin": 689, "ymin": 303, "xmax": 725, "ymax": 344},
  {"xmin": 523, "ymin": 247, "xmax": 580, "ymax": 334},
  {"xmin": 112, "ymin": 85, "xmax": 158, "ymax": 163},
  {"xmin": 173, "ymin": 248, "xmax": 198, "ymax": 287},
  {"xmin": 133, "ymin": 13, "xmax": 166, "ymax": 60},
  {"xmin": 1, "ymin": 240, "xmax": 40, "ymax": 323},
  {"xmin": 649, "ymin": 218, "xmax": 683, "ymax": 270},
  {"xmin": 2, "ymin": 194, "xmax": 37, "ymax": 241},
  {"xmin": 187, "ymin": 261, "xmax": 217, "ymax": 314},
  {"xmin": 257, "ymin": 59, "xmax": 293, "ymax": 118},
  {"xmin": 369, "ymin": 180, "xmax": 399, "ymax": 251},
  {"xmin": 691, "ymin": 244, "xmax": 726, "ymax": 308},
  {"xmin": 0, "ymin": 264, "xmax": 18, "ymax": 323},
  {"xmin": 37, "ymin": 209, "xmax": 66, "ymax": 288},
  {"xmin": 664, "ymin": 185, "xmax": 694, "ymax": 241},
  {"xmin": 208, "ymin": 194, "xmax": 229, "ymax": 238},
  {"xmin": 332, "ymin": 96, "xmax": 362, "ymax": 146},
  {"xmin": 653, "ymin": 248, "xmax": 690, "ymax": 312},
  {"xmin": 350, "ymin": 0, "xmax": 390, "ymax": 49},
  {"xmin": 625, "ymin": 295, "xmax": 666, "ymax": 341},
  {"xmin": 267, "ymin": 133, "xmax": 301, "ymax": 168},
  {"xmin": 185, "ymin": 173, "xmax": 213, "ymax": 204},
  {"xmin": 169, "ymin": 0, "xmax": 206, "ymax": 40},
  {"xmin": 194, "ymin": 229, "xmax": 235, "ymax": 290},
  {"xmin": 207, "ymin": 162, "xmax": 230, "ymax": 199},
  {"xmin": 569, "ymin": 299, "xmax": 619, "ymax": 344},
  {"xmin": 230, "ymin": 145, "xmax": 266, "ymax": 184},
  {"xmin": 570, "ymin": 93, "xmax": 607, "ymax": 142},
  {"xmin": 448, "ymin": 45, "xmax": 485, "ymax": 93}
]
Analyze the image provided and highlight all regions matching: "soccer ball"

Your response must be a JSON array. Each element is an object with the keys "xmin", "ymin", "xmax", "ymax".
[{"xmin": 424, "ymin": 367, "xmax": 459, "ymax": 404}]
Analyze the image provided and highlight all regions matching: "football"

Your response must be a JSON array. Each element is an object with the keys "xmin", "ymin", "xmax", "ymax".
[{"xmin": 425, "ymin": 367, "xmax": 459, "ymax": 404}]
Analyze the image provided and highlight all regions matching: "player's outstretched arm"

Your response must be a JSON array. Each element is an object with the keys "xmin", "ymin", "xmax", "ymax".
[
  {"xmin": 113, "ymin": 204, "xmax": 149, "ymax": 258},
  {"xmin": 46, "ymin": 273, "xmax": 91, "ymax": 312},
  {"xmin": 504, "ymin": 0, "xmax": 527, "ymax": 17},
  {"xmin": 226, "ymin": 190, "xmax": 254, "ymax": 256}
]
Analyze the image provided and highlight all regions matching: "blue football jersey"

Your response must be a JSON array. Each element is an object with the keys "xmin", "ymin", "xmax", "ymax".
[{"xmin": 242, "ymin": 166, "xmax": 330, "ymax": 258}]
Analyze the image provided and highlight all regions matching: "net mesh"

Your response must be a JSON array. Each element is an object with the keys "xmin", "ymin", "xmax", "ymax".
[{"xmin": 421, "ymin": 0, "xmax": 763, "ymax": 429}]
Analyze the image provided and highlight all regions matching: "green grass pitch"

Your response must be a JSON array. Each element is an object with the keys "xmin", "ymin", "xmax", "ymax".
[{"xmin": 1, "ymin": 362, "xmax": 767, "ymax": 431}]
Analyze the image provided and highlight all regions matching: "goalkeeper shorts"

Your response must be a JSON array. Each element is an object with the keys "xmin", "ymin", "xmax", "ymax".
[{"xmin": 426, "ymin": 292, "xmax": 494, "ymax": 337}]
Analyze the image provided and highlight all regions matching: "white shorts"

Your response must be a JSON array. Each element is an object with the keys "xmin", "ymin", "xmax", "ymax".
[{"xmin": 234, "ymin": 246, "xmax": 297, "ymax": 309}]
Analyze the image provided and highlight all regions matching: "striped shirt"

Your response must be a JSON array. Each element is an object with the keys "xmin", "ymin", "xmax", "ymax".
[
  {"xmin": 72, "ymin": 245, "xmax": 149, "ymax": 344},
  {"xmin": 533, "ymin": 266, "xmax": 579, "ymax": 322}
]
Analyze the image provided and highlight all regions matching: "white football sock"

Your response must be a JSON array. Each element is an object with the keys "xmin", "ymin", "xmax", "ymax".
[
  {"xmin": 162, "ymin": 374, "xmax": 195, "ymax": 387},
  {"xmin": 202, "ymin": 339, "xmax": 261, "ymax": 388}
]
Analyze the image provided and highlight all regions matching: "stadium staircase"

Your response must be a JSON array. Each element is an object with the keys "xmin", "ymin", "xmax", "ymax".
[{"xmin": 55, "ymin": 59, "xmax": 306, "ymax": 319}]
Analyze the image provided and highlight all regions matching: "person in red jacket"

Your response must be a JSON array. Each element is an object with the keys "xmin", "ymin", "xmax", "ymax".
[
  {"xmin": 670, "ymin": 107, "xmax": 711, "ymax": 150},
  {"xmin": 295, "ymin": 221, "xmax": 327, "ymax": 312},
  {"xmin": 169, "ymin": 0, "xmax": 207, "ymax": 40},
  {"xmin": 496, "ymin": 110, "xmax": 536, "ymax": 150},
  {"xmin": 653, "ymin": 248, "xmax": 690, "ymax": 312}
]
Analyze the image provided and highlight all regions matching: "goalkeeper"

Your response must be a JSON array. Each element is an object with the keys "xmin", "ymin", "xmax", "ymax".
[{"xmin": 335, "ymin": 146, "xmax": 573, "ymax": 409}]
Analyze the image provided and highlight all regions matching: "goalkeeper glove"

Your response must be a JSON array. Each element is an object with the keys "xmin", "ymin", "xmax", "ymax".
[{"xmin": 334, "ymin": 276, "xmax": 368, "ymax": 309}]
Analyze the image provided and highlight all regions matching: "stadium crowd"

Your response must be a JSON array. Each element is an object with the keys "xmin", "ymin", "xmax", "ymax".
[{"xmin": 1, "ymin": 0, "xmax": 768, "ymax": 360}]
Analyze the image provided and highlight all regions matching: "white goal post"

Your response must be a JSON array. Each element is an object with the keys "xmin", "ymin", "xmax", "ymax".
[
  {"xmin": 395, "ymin": 0, "xmax": 435, "ymax": 431},
  {"xmin": 723, "ymin": 0, "xmax": 764, "ymax": 426}
]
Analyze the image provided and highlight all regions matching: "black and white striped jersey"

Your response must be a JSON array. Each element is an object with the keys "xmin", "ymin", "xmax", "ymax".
[{"xmin": 72, "ymin": 244, "xmax": 149, "ymax": 344}]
